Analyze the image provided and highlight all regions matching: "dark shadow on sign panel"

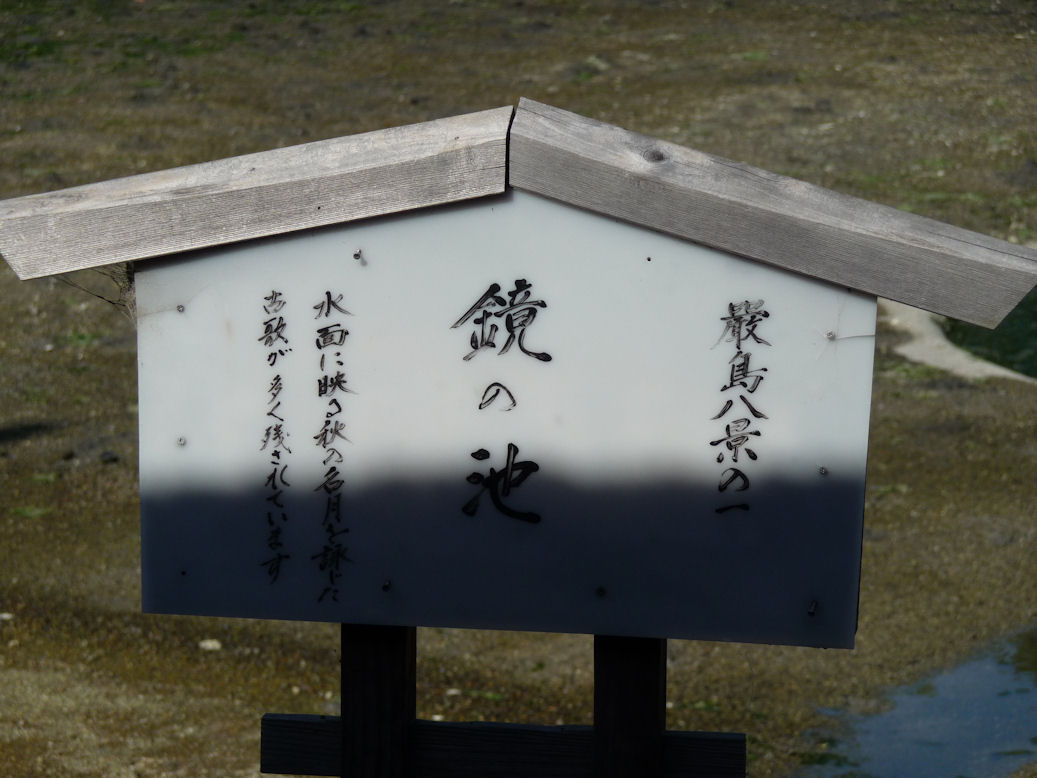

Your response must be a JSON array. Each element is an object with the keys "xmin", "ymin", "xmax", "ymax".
[{"xmin": 141, "ymin": 473, "xmax": 865, "ymax": 649}]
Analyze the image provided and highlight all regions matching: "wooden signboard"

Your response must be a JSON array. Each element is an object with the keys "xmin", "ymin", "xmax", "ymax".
[
  {"xmin": 136, "ymin": 189, "xmax": 875, "ymax": 648},
  {"xmin": 1, "ymin": 99, "xmax": 1034, "ymax": 650},
  {"xmin": 2, "ymin": 98, "xmax": 1035, "ymax": 778}
]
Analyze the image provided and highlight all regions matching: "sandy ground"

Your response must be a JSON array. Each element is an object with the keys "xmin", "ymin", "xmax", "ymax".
[{"xmin": 2, "ymin": 2, "xmax": 1036, "ymax": 776}]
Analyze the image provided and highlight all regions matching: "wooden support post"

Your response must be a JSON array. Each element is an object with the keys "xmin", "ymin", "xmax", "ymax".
[
  {"xmin": 593, "ymin": 635, "xmax": 667, "ymax": 778},
  {"xmin": 340, "ymin": 624, "xmax": 417, "ymax": 778},
  {"xmin": 262, "ymin": 628, "xmax": 745, "ymax": 777}
]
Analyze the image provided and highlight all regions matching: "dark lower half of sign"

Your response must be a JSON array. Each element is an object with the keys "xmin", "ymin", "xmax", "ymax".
[{"xmin": 141, "ymin": 474, "xmax": 864, "ymax": 649}]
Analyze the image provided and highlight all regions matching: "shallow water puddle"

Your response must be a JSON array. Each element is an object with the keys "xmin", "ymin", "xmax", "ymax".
[{"xmin": 796, "ymin": 628, "xmax": 1037, "ymax": 777}]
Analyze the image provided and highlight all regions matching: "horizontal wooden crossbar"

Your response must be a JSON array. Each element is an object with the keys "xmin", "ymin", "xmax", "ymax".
[{"xmin": 260, "ymin": 715, "xmax": 746, "ymax": 777}]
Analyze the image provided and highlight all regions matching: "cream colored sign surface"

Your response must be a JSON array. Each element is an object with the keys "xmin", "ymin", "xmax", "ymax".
[{"xmin": 136, "ymin": 191, "xmax": 876, "ymax": 648}]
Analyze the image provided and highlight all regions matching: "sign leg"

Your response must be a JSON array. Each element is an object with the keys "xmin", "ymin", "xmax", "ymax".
[
  {"xmin": 340, "ymin": 624, "xmax": 417, "ymax": 778},
  {"xmin": 593, "ymin": 635, "xmax": 666, "ymax": 778}
]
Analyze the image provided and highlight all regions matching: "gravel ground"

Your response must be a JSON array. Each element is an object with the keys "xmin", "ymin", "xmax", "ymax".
[{"xmin": 1, "ymin": 2, "xmax": 1035, "ymax": 775}]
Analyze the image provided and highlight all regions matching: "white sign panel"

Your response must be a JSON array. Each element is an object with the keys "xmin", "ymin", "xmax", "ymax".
[{"xmin": 136, "ymin": 191, "xmax": 875, "ymax": 648}]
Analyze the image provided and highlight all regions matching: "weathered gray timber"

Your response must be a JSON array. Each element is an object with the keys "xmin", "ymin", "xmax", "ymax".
[
  {"xmin": 260, "ymin": 717, "xmax": 746, "ymax": 777},
  {"xmin": 0, "ymin": 106, "xmax": 513, "ymax": 280},
  {"xmin": 509, "ymin": 98, "xmax": 1037, "ymax": 328},
  {"xmin": 2, "ymin": 98, "xmax": 1034, "ymax": 328}
]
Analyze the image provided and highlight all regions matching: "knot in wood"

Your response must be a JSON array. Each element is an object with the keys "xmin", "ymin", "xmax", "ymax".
[{"xmin": 641, "ymin": 148, "xmax": 666, "ymax": 163}]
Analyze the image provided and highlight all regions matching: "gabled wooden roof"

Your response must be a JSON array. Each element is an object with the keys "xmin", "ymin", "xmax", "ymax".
[
  {"xmin": 2, "ymin": 98, "xmax": 1035, "ymax": 328},
  {"xmin": 0, "ymin": 107, "xmax": 512, "ymax": 281}
]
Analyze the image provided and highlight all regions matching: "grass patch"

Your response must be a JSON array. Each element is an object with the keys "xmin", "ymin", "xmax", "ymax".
[
  {"xmin": 56, "ymin": 331, "xmax": 106, "ymax": 348},
  {"xmin": 1, "ymin": 36, "xmax": 64, "ymax": 65},
  {"xmin": 733, "ymin": 50, "xmax": 769, "ymax": 61},
  {"xmin": 943, "ymin": 287, "xmax": 1037, "ymax": 378},
  {"xmin": 20, "ymin": 386, "xmax": 47, "ymax": 404},
  {"xmin": 912, "ymin": 681, "xmax": 937, "ymax": 696},
  {"xmin": 796, "ymin": 737, "xmax": 859, "ymax": 767},
  {"xmin": 11, "ymin": 506, "xmax": 51, "ymax": 519},
  {"xmin": 465, "ymin": 689, "xmax": 506, "ymax": 701}
]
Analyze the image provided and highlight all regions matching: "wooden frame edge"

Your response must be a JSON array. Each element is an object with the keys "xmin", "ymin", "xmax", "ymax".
[
  {"xmin": 509, "ymin": 97, "xmax": 1037, "ymax": 328},
  {"xmin": 0, "ymin": 106, "xmax": 513, "ymax": 280}
]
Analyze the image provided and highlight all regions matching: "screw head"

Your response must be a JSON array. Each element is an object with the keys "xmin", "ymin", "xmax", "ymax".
[{"xmin": 176, "ymin": 304, "xmax": 185, "ymax": 313}]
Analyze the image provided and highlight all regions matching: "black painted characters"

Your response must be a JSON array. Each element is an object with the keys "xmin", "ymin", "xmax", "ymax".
[
  {"xmin": 711, "ymin": 300, "xmax": 771, "ymax": 514},
  {"xmin": 260, "ymin": 290, "xmax": 292, "ymax": 583},
  {"xmin": 311, "ymin": 290, "xmax": 353, "ymax": 603},
  {"xmin": 454, "ymin": 279, "xmax": 550, "ymax": 522},
  {"xmin": 451, "ymin": 279, "xmax": 552, "ymax": 362}
]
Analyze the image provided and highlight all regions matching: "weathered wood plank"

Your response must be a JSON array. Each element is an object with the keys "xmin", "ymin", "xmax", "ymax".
[
  {"xmin": 262, "ymin": 714, "xmax": 342, "ymax": 776},
  {"xmin": 260, "ymin": 716, "xmax": 746, "ymax": 777},
  {"xmin": 0, "ymin": 106, "xmax": 513, "ymax": 280},
  {"xmin": 509, "ymin": 98, "xmax": 1037, "ymax": 328}
]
